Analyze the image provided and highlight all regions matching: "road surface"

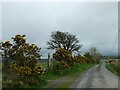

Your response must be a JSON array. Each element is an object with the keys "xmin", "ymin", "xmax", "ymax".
[{"xmin": 72, "ymin": 62, "xmax": 118, "ymax": 88}]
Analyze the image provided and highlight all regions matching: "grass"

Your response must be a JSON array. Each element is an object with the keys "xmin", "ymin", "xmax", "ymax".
[
  {"xmin": 30, "ymin": 79, "xmax": 47, "ymax": 88},
  {"xmin": 40, "ymin": 63, "xmax": 95, "ymax": 80},
  {"xmin": 56, "ymin": 82, "xmax": 71, "ymax": 88},
  {"xmin": 54, "ymin": 63, "xmax": 95, "ymax": 88},
  {"xmin": 35, "ymin": 63, "xmax": 95, "ymax": 88},
  {"xmin": 106, "ymin": 63, "xmax": 120, "ymax": 76},
  {"xmin": 36, "ymin": 61, "xmax": 48, "ymax": 68}
]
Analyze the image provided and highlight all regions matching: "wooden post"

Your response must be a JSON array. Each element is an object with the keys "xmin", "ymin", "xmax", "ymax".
[{"xmin": 48, "ymin": 53, "xmax": 51, "ymax": 70}]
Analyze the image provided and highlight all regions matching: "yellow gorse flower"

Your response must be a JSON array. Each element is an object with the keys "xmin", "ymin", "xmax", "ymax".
[{"xmin": 34, "ymin": 65, "xmax": 44, "ymax": 75}]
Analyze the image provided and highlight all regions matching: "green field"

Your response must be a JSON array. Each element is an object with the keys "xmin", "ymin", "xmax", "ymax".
[{"xmin": 36, "ymin": 61, "xmax": 48, "ymax": 68}]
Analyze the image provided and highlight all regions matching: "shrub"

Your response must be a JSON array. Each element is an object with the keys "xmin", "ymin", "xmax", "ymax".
[
  {"xmin": 52, "ymin": 48, "xmax": 74, "ymax": 73},
  {"xmin": 1, "ymin": 34, "xmax": 45, "ymax": 88},
  {"xmin": 53, "ymin": 48, "xmax": 74, "ymax": 67},
  {"xmin": 52, "ymin": 61, "xmax": 65, "ymax": 74},
  {"xmin": 83, "ymin": 52, "xmax": 95, "ymax": 64},
  {"xmin": 73, "ymin": 54, "xmax": 84, "ymax": 64}
]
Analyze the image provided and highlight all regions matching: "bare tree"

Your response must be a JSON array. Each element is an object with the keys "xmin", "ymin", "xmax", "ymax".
[
  {"xmin": 90, "ymin": 47, "xmax": 97, "ymax": 56},
  {"xmin": 89, "ymin": 47, "xmax": 101, "ymax": 63},
  {"xmin": 47, "ymin": 31, "xmax": 82, "ymax": 53}
]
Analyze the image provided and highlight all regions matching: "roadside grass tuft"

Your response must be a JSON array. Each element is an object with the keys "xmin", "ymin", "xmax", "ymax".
[{"xmin": 106, "ymin": 63, "xmax": 120, "ymax": 76}]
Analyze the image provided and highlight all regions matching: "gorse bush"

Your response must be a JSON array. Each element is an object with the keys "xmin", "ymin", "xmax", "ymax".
[
  {"xmin": 73, "ymin": 53, "xmax": 98, "ymax": 64},
  {"xmin": 1, "ymin": 34, "xmax": 45, "ymax": 88},
  {"xmin": 52, "ymin": 48, "xmax": 98, "ymax": 74},
  {"xmin": 73, "ymin": 54, "xmax": 84, "ymax": 64},
  {"xmin": 83, "ymin": 52, "xmax": 96, "ymax": 64},
  {"xmin": 52, "ymin": 48, "xmax": 74, "ymax": 73},
  {"xmin": 53, "ymin": 48, "xmax": 74, "ymax": 67}
]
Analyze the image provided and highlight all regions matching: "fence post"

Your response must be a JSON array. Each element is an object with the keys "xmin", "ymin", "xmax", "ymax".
[{"xmin": 48, "ymin": 53, "xmax": 51, "ymax": 70}]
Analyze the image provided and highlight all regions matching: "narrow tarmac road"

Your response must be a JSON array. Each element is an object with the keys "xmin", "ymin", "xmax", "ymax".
[{"xmin": 72, "ymin": 62, "xmax": 118, "ymax": 88}]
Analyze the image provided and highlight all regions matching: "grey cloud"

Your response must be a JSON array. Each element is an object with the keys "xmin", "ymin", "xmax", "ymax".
[{"xmin": 2, "ymin": 2, "xmax": 118, "ymax": 57}]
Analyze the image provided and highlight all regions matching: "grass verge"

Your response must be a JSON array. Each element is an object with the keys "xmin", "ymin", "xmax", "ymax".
[
  {"xmin": 106, "ymin": 63, "xmax": 120, "ymax": 76},
  {"xmin": 35, "ymin": 63, "xmax": 95, "ymax": 88}
]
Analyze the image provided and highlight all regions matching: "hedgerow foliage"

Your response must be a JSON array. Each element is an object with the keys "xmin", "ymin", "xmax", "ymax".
[
  {"xmin": 52, "ymin": 48, "xmax": 98, "ymax": 73},
  {"xmin": 1, "ymin": 35, "xmax": 45, "ymax": 88},
  {"xmin": 52, "ymin": 48, "xmax": 74, "ymax": 73},
  {"xmin": 73, "ymin": 53, "xmax": 97, "ymax": 64},
  {"xmin": 73, "ymin": 54, "xmax": 84, "ymax": 64},
  {"xmin": 83, "ymin": 52, "xmax": 95, "ymax": 64},
  {"xmin": 106, "ymin": 60, "xmax": 120, "ymax": 76}
]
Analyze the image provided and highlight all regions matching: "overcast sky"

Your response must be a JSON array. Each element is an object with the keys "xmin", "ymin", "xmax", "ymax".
[{"xmin": 1, "ymin": 2, "xmax": 118, "ymax": 57}]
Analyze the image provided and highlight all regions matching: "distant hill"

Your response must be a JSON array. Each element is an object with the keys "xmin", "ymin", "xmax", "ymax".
[{"xmin": 39, "ymin": 58, "xmax": 55, "ymax": 62}]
